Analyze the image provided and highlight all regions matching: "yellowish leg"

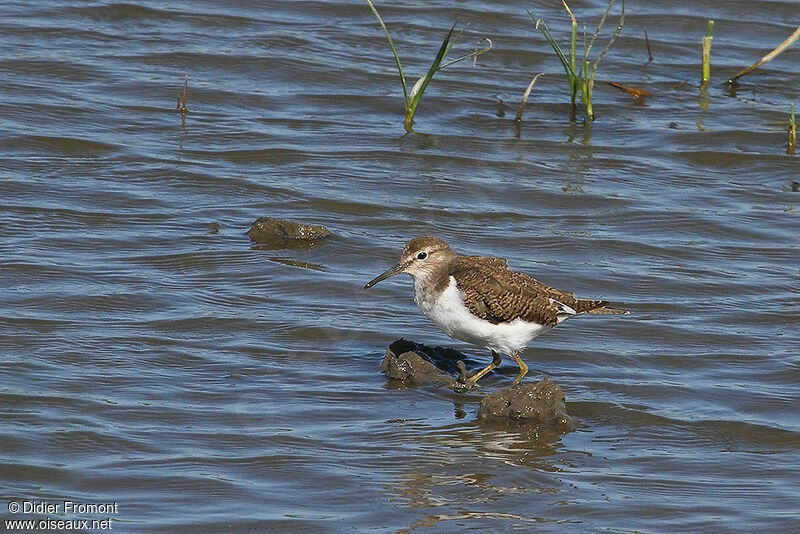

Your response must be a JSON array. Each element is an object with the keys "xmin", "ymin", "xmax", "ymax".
[
  {"xmin": 510, "ymin": 351, "xmax": 529, "ymax": 386},
  {"xmin": 463, "ymin": 350, "xmax": 502, "ymax": 388}
]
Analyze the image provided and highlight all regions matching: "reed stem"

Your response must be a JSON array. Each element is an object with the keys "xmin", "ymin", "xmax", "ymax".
[
  {"xmin": 515, "ymin": 73, "xmax": 545, "ymax": 125},
  {"xmin": 177, "ymin": 74, "xmax": 188, "ymax": 116},
  {"xmin": 701, "ymin": 20, "xmax": 714, "ymax": 88},
  {"xmin": 564, "ymin": 1, "xmax": 578, "ymax": 109},
  {"xmin": 727, "ymin": 24, "xmax": 800, "ymax": 85},
  {"xmin": 531, "ymin": 0, "xmax": 623, "ymax": 121}
]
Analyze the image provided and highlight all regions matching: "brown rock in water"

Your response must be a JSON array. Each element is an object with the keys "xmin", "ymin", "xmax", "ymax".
[
  {"xmin": 380, "ymin": 350, "xmax": 457, "ymax": 387},
  {"xmin": 478, "ymin": 378, "xmax": 573, "ymax": 430},
  {"xmin": 380, "ymin": 339, "xmax": 465, "ymax": 387},
  {"xmin": 247, "ymin": 217, "xmax": 331, "ymax": 248},
  {"xmin": 382, "ymin": 341, "xmax": 572, "ymax": 432}
]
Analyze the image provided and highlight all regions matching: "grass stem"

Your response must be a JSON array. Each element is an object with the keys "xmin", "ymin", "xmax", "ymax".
[
  {"xmin": 563, "ymin": 1, "xmax": 578, "ymax": 108},
  {"xmin": 515, "ymin": 73, "xmax": 545, "ymax": 125},
  {"xmin": 530, "ymin": 0, "xmax": 624, "ymax": 121},
  {"xmin": 365, "ymin": 0, "xmax": 409, "ymax": 108},
  {"xmin": 178, "ymin": 74, "xmax": 188, "ymax": 116},
  {"xmin": 584, "ymin": 0, "xmax": 625, "ymax": 121},
  {"xmin": 789, "ymin": 104, "xmax": 797, "ymax": 155},
  {"xmin": 727, "ymin": 24, "xmax": 800, "ymax": 85},
  {"xmin": 701, "ymin": 20, "xmax": 714, "ymax": 88}
]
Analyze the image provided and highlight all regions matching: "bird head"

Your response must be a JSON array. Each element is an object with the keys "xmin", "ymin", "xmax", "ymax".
[{"xmin": 364, "ymin": 236, "xmax": 453, "ymax": 288}]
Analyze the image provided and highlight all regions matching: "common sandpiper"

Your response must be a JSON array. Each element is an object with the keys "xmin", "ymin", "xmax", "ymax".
[{"xmin": 365, "ymin": 236, "xmax": 627, "ymax": 389}]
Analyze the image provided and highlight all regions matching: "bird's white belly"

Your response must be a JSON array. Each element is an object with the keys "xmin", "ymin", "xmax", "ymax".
[{"xmin": 414, "ymin": 276, "xmax": 548, "ymax": 355}]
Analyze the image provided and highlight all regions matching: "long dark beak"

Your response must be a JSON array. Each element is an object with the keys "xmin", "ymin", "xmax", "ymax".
[{"xmin": 364, "ymin": 262, "xmax": 406, "ymax": 289}]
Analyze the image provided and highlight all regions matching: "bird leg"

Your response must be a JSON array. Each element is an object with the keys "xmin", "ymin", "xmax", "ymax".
[
  {"xmin": 459, "ymin": 350, "xmax": 502, "ymax": 389},
  {"xmin": 455, "ymin": 360, "xmax": 469, "ymax": 383},
  {"xmin": 510, "ymin": 351, "xmax": 529, "ymax": 386}
]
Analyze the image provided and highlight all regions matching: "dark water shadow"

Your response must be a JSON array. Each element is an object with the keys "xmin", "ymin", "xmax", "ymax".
[
  {"xmin": 266, "ymin": 256, "xmax": 326, "ymax": 271},
  {"xmin": 398, "ymin": 130, "xmax": 440, "ymax": 152}
]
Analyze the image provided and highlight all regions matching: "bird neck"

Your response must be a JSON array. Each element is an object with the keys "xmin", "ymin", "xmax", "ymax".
[{"xmin": 411, "ymin": 259, "xmax": 455, "ymax": 308}]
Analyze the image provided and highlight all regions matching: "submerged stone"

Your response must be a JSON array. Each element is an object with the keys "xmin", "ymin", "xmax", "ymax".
[
  {"xmin": 478, "ymin": 378, "xmax": 573, "ymax": 430},
  {"xmin": 247, "ymin": 216, "xmax": 331, "ymax": 249}
]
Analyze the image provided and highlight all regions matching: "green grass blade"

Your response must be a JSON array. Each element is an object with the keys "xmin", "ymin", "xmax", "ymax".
[
  {"xmin": 407, "ymin": 23, "xmax": 456, "ymax": 117},
  {"xmin": 581, "ymin": 58, "xmax": 590, "ymax": 107},
  {"xmin": 560, "ymin": 1, "xmax": 578, "ymax": 104},
  {"xmin": 438, "ymin": 38, "xmax": 492, "ymax": 70},
  {"xmin": 581, "ymin": 0, "xmax": 625, "ymax": 120},
  {"xmin": 590, "ymin": 0, "xmax": 625, "ymax": 82},
  {"xmin": 528, "ymin": 11, "xmax": 576, "ymax": 81},
  {"xmin": 366, "ymin": 0, "xmax": 409, "ymax": 109},
  {"xmin": 444, "ymin": 25, "xmax": 466, "ymax": 58},
  {"xmin": 701, "ymin": 20, "xmax": 714, "ymax": 87},
  {"xmin": 584, "ymin": 0, "xmax": 618, "ymax": 68},
  {"xmin": 570, "ymin": 20, "xmax": 577, "ymax": 103}
]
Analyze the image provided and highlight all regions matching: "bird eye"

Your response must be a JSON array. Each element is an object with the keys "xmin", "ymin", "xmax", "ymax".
[{"xmin": 416, "ymin": 251, "xmax": 428, "ymax": 260}]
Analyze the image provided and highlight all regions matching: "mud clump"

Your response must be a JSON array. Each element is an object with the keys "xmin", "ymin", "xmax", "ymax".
[
  {"xmin": 380, "ymin": 340, "xmax": 573, "ymax": 431},
  {"xmin": 247, "ymin": 217, "xmax": 331, "ymax": 249},
  {"xmin": 478, "ymin": 378, "xmax": 573, "ymax": 430},
  {"xmin": 380, "ymin": 339, "xmax": 468, "ymax": 387},
  {"xmin": 380, "ymin": 350, "xmax": 457, "ymax": 387}
]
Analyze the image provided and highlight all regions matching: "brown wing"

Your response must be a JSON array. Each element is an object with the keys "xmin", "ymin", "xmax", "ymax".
[
  {"xmin": 451, "ymin": 256, "xmax": 563, "ymax": 327},
  {"xmin": 503, "ymin": 270, "xmax": 614, "ymax": 314},
  {"xmin": 451, "ymin": 256, "xmax": 622, "ymax": 326}
]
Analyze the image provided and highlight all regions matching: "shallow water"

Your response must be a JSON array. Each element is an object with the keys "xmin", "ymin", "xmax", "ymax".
[{"xmin": 1, "ymin": 0, "xmax": 799, "ymax": 532}]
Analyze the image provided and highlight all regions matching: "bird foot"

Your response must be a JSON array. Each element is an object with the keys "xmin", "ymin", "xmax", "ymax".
[{"xmin": 454, "ymin": 361, "xmax": 479, "ymax": 391}]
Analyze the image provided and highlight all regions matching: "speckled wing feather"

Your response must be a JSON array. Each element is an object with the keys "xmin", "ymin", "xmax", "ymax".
[{"xmin": 451, "ymin": 256, "xmax": 616, "ymax": 327}]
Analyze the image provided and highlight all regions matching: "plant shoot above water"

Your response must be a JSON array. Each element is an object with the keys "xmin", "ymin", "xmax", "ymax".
[
  {"xmin": 530, "ymin": 0, "xmax": 625, "ymax": 121},
  {"xmin": 366, "ymin": 0, "xmax": 491, "ymax": 132}
]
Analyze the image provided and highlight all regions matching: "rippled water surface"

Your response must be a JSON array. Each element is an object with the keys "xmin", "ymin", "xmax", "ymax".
[{"xmin": 2, "ymin": 1, "xmax": 799, "ymax": 532}]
